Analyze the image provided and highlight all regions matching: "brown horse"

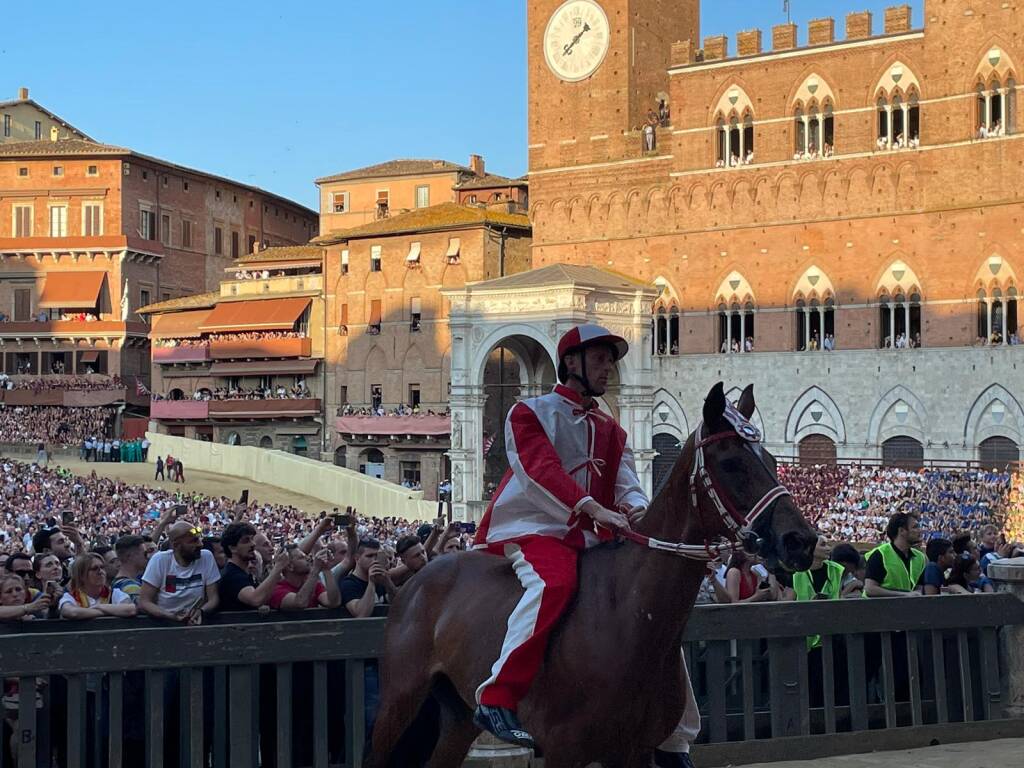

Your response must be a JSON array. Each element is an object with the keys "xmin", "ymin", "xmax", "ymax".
[{"xmin": 368, "ymin": 382, "xmax": 817, "ymax": 768}]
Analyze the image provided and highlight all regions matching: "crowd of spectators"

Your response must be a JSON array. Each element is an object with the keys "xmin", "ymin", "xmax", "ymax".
[
  {"xmin": 207, "ymin": 331, "xmax": 306, "ymax": 342},
  {"xmin": 152, "ymin": 381, "xmax": 312, "ymax": 402},
  {"xmin": 0, "ymin": 374, "xmax": 124, "ymax": 392},
  {"xmin": 339, "ymin": 403, "xmax": 450, "ymax": 418},
  {"xmin": 0, "ymin": 406, "xmax": 116, "ymax": 446}
]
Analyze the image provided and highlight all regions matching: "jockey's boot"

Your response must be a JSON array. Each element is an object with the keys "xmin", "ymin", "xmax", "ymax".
[
  {"xmin": 653, "ymin": 749, "xmax": 695, "ymax": 768},
  {"xmin": 472, "ymin": 704, "xmax": 536, "ymax": 750}
]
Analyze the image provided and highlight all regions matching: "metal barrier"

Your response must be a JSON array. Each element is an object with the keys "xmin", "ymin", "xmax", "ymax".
[{"xmin": 2, "ymin": 596, "xmax": 1023, "ymax": 768}]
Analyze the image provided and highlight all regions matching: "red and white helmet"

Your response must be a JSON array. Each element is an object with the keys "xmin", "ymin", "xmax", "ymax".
[{"xmin": 557, "ymin": 324, "xmax": 628, "ymax": 383}]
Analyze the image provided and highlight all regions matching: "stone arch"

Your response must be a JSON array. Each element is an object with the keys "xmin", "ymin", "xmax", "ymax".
[
  {"xmin": 872, "ymin": 59, "xmax": 923, "ymax": 100},
  {"xmin": 652, "ymin": 275, "xmax": 680, "ymax": 308},
  {"xmin": 711, "ymin": 83, "xmax": 755, "ymax": 122},
  {"xmin": 714, "ymin": 270, "xmax": 755, "ymax": 306},
  {"xmin": 792, "ymin": 264, "xmax": 836, "ymax": 301},
  {"xmin": 972, "ymin": 251, "xmax": 1020, "ymax": 293},
  {"xmin": 652, "ymin": 388, "xmax": 689, "ymax": 439},
  {"xmin": 791, "ymin": 72, "xmax": 838, "ymax": 110},
  {"xmin": 725, "ymin": 386, "xmax": 766, "ymax": 441},
  {"xmin": 867, "ymin": 384, "xmax": 928, "ymax": 445},
  {"xmin": 970, "ymin": 40, "xmax": 1019, "ymax": 89},
  {"xmin": 402, "ymin": 344, "xmax": 426, "ymax": 397},
  {"xmin": 875, "ymin": 256, "xmax": 923, "ymax": 297},
  {"xmin": 470, "ymin": 323, "xmax": 558, "ymax": 387},
  {"xmin": 963, "ymin": 383, "xmax": 1024, "ymax": 447},
  {"xmin": 363, "ymin": 344, "xmax": 389, "ymax": 402},
  {"xmin": 785, "ymin": 385, "xmax": 846, "ymax": 444}
]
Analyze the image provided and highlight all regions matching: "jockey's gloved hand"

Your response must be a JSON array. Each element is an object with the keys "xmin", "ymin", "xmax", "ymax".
[{"xmin": 621, "ymin": 504, "xmax": 647, "ymax": 525}]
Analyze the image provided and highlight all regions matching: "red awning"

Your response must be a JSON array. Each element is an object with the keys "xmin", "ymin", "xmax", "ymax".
[
  {"xmin": 150, "ymin": 309, "xmax": 212, "ymax": 339},
  {"xmin": 335, "ymin": 415, "xmax": 451, "ymax": 437},
  {"xmin": 37, "ymin": 272, "xmax": 107, "ymax": 309},
  {"xmin": 200, "ymin": 297, "xmax": 311, "ymax": 333}
]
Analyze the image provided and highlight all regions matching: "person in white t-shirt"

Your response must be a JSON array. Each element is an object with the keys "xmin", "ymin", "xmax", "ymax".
[
  {"xmin": 139, "ymin": 521, "xmax": 221, "ymax": 624},
  {"xmin": 59, "ymin": 552, "xmax": 136, "ymax": 620}
]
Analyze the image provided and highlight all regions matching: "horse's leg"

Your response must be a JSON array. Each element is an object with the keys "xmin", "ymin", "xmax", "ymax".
[
  {"xmin": 366, "ymin": 669, "xmax": 435, "ymax": 768},
  {"xmin": 424, "ymin": 696, "xmax": 478, "ymax": 768}
]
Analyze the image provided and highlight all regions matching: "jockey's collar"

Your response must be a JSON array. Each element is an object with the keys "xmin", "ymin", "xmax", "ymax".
[{"xmin": 554, "ymin": 384, "xmax": 597, "ymax": 410}]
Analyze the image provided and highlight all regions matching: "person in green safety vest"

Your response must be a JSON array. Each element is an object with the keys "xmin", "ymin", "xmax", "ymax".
[
  {"xmin": 794, "ymin": 535, "xmax": 850, "ymax": 707},
  {"xmin": 864, "ymin": 511, "xmax": 926, "ymax": 597}
]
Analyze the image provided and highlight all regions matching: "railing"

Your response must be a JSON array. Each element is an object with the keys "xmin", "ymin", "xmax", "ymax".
[
  {"xmin": 0, "ymin": 321, "xmax": 148, "ymax": 337},
  {"xmin": 1, "ymin": 596, "xmax": 1021, "ymax": 768},
  {"xmin": 209, "ymin": 337, "xmax": 311, "ymax": 360},
  {"xmin": 150, "ymin": 399, "xmax": 210, "ymax": 420},
  {"xmin": 208, "ymin": 398, "xmax": 320, "ymax": 418},
  {"xmin": 152, "ymin": 347, "xmax": 210, "ymax": 364}
]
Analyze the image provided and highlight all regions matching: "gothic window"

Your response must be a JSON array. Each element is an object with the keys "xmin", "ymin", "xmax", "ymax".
[
  {"xmin": 977, "ymin": 284, "xmax": 1019, "ymax": 344},
  {"xmin": 712, "ymin": 86, "xmax": 754, "ymax": 168},
  {"xmin": 715, "ymin": 272, "xmax": 755, "ymax": 352},
  {"xmin": 874, "ymin": 62, "xmax": 923, "ymax": 149},
  {"xmin": 652, "ymin": 304, "xmax": 680, "ymax": 355},
  {"xmin": 796, "ymin": 296, "xmax": 835, "ymax": 351}
]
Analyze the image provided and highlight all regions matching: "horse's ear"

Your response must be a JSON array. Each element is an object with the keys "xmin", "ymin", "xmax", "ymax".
[
  {"xmin": 703, "ymin": 382, "xmax": 726, "ymax": 428},
  {"xmin": 737, "ymin": 384, "xmax": 756, "ymax": 420}
]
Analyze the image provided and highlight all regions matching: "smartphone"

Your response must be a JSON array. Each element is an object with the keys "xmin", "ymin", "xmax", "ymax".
[
  {"xmin": 758, "ymin": 579, "xmax": 771, "ymax": 591},
  {"xmin": 61, "ymin": 510, "xmax": 75, "ymax": 525},
  {"xmin": 375, "ymin": 550, "xmax": 389, "ymax": 568},
  {"xmin": 333, "ymin": 513, "xmax": 352, "ymax": 527},
  {"xmin": 238, "ymin": 489, "xmax": 249, "ymax": 506},
  {"xmin": 44, "ymin": 580, "xmax": 58, "ymax": 598},
  {"xmin": 173, "ymin": 504, "xmax": 187, "ymax": 518}
]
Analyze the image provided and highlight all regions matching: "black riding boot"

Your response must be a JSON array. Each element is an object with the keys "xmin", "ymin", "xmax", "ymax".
[
  {"xmin": 654, "ymin": 749, "xmax": 696, "ymax": 768},
  {"xmin": 472, "ymin": 705, "xmax": 536, "ymax": 750}
]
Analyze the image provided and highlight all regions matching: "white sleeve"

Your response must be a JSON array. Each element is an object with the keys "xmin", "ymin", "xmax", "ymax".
[
  {"xmin": 614, "ymin": 441, "xmax": 649, "ymax": 511},
  {"xmin": 202, "ymin": 551, "xmax": 222, "ymax": 585},
  {"xmin": 58, "ymin": 592, "xmax": 76, "ymax": 612},
  {"xmin": 141, "ymin": 553, "xmax": 165, "ymax": 588},
  {"xmin": 112, "ymin": 588, "xmax": 132, "ymax": 605}
]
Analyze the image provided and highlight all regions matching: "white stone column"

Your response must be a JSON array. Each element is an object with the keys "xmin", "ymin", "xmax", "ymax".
[
  {"xmin": 801, "ymin": 115, "xmax": 810, "ymax": 153},
  {"xmin": 738, "ymin": 124, "xmax": 746, "ymax": 160},
  {"xmin": 1000, "ymin": 88, "xmax": 1008, "ymax": 133},
  {"xmin": 904, "ymin": 302, "xmax": 911, "ymax": 348},
  {"xmin": 818, "ymin": 306, "xmax": 826, "ymax": 351},
  {"xmin": 985, "ymin": 93, "xmax": 993, "ymax": 132},
  {"xmin": 900, "ymin": 103, "xmax": 909, "ymax": 143},
  {"xmin": 448, "ymin": 385, "xmax": 487, "ymax": 522},
  {"xmin": 817, "ymin": 117, "xmax": 825, "ymax": 154},
  {"xmin": 886, "ymin": 104, "xmax": 894, "ymax": 146},
  {"xmin": 889, "ymin": 304, "xmax": 896, "ymax": 345},
  {"xmin": 803, "ymin": 310, "xmax": 810, "ymax": 351},
  {"xmin": 726, "ymin": 311, "xmax": 733, "ymax": 352},
  {"xmin": 987, "ymin": 299, "xmax": 994, "ymax": 341}
]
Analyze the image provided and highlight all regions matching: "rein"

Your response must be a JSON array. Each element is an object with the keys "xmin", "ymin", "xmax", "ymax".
[{"xmin": 619, "ymin": 418, "xmax": 791, "ymax": 561}]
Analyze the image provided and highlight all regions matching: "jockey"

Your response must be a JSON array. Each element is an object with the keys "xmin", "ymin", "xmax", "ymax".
[{"xmin": 472, "ymin": 323, "xmax": 700, "ymax": 768}]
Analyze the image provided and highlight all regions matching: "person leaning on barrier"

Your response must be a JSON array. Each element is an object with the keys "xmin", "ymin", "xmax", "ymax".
[
  {"xmin": 388, "ymin": 534, "xmax": 428, "ymax": 588},
  {"xmin": 864, "ymin": 512, "xmax": 926, "ymax": 597},
  {"xmin": 219, "ymin": 522, "xmax": 289, "ymax": 611},
  {"xmin": 829, "ymin": 543, "xmax": 865, "ymax": 597},
  {"xmin": 922, "ymin": 537, "xmax": 955, "ymax": 596},
  {"xmin": 58, "ymin": 552, "xmax": 136, "ymax": 620},
  {"xmin": 340, "ymin": 538, "xmax": 394, "ymax": 618},
  {"xmin": 138, "ymin": 521, "xmax": 220, "ymax": 624},
  {"xmin": 111, "ymin": 535, "xmax": 148, "ymax": 603},
  {"xmin": 269, "ymin": 545, "xmax": 341, "ymax": 611}
]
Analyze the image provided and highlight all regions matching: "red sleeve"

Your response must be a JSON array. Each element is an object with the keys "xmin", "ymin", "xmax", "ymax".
[
  {"xmin": 312, "ymin": 582, "xmax": 326, "ymax": 608},
  {"xmin": 507, "ymin": 402, "xmax": 589, "ymax": 514},
  {"xmin": 268, "ymin": 581, "xmax": 291, "ymax": 610}
]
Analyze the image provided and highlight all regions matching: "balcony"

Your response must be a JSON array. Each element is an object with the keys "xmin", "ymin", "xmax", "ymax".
[
  {"xmin": 220, "ymin": 273, "xmax": 323, "ymax": 299},
  {"xmin": 151, "ymin": 400, "xmax": 210, "ymax": 420},
  {"xmin": 153, "ymin": 346, "xmax": 210, "ymax": 364},
  {"xmin": 209, "ymin": 337, "xmax": 312, "ymax": 360},
  {"xmin": 208, "ymin": 398, "xmax": 320, "ymax": 418},
  {"xmin": 0, "ymin": 320, "xmax": 148, "ymax": 338}
]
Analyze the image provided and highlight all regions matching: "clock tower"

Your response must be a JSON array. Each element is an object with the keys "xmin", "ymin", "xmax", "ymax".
[{"xmin": 528, "ymin": 0, "xmax": 699, "ymax": 169}]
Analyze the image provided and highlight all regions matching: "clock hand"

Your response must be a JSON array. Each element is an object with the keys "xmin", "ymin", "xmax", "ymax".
[{"xmin": 562, "ymin": 23, "xmax": 592, "ymax": 57}]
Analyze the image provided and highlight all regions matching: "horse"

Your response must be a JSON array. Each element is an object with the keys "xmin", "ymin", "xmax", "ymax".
[{"xmin": 367, "ymin": 382, "xmax": 818, "ymax": 768}]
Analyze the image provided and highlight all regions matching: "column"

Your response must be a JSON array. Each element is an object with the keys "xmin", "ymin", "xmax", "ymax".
[
  {"xmin": 889, "ymin": 304, "xmax": 896, "ymax": 346},
  {"xmin": 802, "ymin": 115, "xmax": 810, "ymax": 153},
  {"xmin": 1000, "ymin": 88, "xmax": 1008, "ymax": 134},
  {"xmin": 985, "ymin": 92, "xmax": 993, "ymax": 132},
  {"xmin": 725, "ymin": 127, "xmax": 732, "ymax": 165},
  {"xmin": 904, "ymin": 302, "xmax": 911, "ymax": 347},
  {"xmin": 738, "ymin": 123, "xmax": 746, "ymax": 162},
  {"xmin": 886, "ymin": 104, "xmax": 894, "ymax": 146},
  {"xmin": 817, "ymin": 117, "xmax": 825, "ymax": 155},
  {"xmin": 900, "ymin": 102, "xmax": 909, "ymax": 144},
  {"xmin": 803, "ymin": 310, "xmax": 811, "ymax": 351},
  {"xmin": 726, "ymin": 312, "xmax": 733, "ymax": 352},
  {"xmin": 818, "ymin": 306, "xmax": 826, "ymax": 351},
  {"xmin": 1003, "ymin": 303, "xmax": 1010, "ymax": 346},
  {"xmin": 987, "ymin": 299, "xmax": 994, "ymax": 341}
]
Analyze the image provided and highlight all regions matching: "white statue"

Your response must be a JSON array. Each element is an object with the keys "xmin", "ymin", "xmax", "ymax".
[
  {"xmin": 450, "ymin": 411, "xmax": 462, "ymax": 449},
  {"xmin": 120, "ymin": 279, "xmax": 129, "ymax": 320}
]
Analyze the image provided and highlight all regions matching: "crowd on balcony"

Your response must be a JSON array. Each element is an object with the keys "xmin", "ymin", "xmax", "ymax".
[
  {"xmin": 0, "ymin": 374, "xmax": 124, "ymax": 392},
  {"xmin": 875, "ymin": 133, "xmax": 920, "ymax": 151},
  {"xmin": 881, "ymin": 332, "xmax": 921, "ymax": 349},
  {"xmin": 977, "ymin": 120, "xmax": 1008, "ymax": 139},
  {"xmin": 153, "ymin": 381, "xmax": 313, "ymax": 402},
  {"xmin": 339, "ymin": 403, "xmax": 450, "ymax": 418},
  {"xmin": 0, "ymin": 405, "xmax": 117, "ymax": 446},
  {"xmin": 154, "ymin": 337, "xmax": 210, "ymax": 348},
  {"xmin": 233, "ymin": 268, "xmax": 284, "ymax": 280},
  {"xmin": 974, "ymin": 331, "xmax": 1022, "ymax": 346},
  {"xmin": 208, "ymin": 331, "xmax": 307, "ymax": 341}
]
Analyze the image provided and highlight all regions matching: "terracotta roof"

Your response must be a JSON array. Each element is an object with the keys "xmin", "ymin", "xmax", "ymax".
[
  {"xmin": 138, "ymin": 292, "xmax": 220, "ymax": 315},
  {"xmin": 313, "ymin": 202, "xmax": 530, "ymax": 245},
  {"xmin": 0, "ymin": 140, "xmax": 317, "ymax": 219},
  {"xmin": 455, "ymin": 173, "xmax": 528, "ymax": 191},
  {"xmin": 461, "ymin": 264, "xmax": 652, "ymax": 293},
  {"xmin": 315, "ymin": 158, "xmax": 471, "ymax": 184},
  {"xmin": 0, "ymin": 97, "xmax": 95, "ymax": 142},
  {"xmin": 235, "ymin": 245, "xmax": 323, "ymax": 265}
]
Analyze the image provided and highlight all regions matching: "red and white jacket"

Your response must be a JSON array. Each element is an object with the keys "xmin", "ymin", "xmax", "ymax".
[{"xmin": 474, "ymin": 384, "xmax": 648, "ymax": 550}]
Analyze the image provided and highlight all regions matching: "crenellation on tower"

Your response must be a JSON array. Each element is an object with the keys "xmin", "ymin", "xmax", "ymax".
[
  {"xmin": 846, "ymin": 10, "xmax": 874, "ymax": 40},
  {"xmin": 671, "ymin": 39, "xmax": 695, "ymax": 67},
  {"xmin": 772, "ymin": 22, "xmax": 798, "ymax": 51},
  {"xmin": 736, "ymin": 29, "xmax": 762, "ymax": 57},
  {"xmin": 703, "ymin": 34, "xmax": 728, "ymax": 61},
  {"xmin": 884, "ymin": 4, "xmax": 912, "ymax": 33},
  {"xmin": 808, "ymin": 17, "xmax": 836, "ymax": 46}
]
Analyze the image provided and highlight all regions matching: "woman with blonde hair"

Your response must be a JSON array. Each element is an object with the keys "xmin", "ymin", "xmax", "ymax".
[{"xmin": 58, "ymin": 553, "xmax": 136, "ymax": 620}]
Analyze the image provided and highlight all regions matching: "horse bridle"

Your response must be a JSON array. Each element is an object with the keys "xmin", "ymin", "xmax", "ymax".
[{"xmin": 620, "ymin": 415, "xmax": 792, "ymax": 561}]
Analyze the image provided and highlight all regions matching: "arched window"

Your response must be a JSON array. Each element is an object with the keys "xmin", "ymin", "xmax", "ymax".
[
  {"xmin": 977, "ymin": 75, "xmax": 1014, "ymax": 137},
  {"xmin": 794, "ymin": 107, "xmax": 806, "ymax": 157},
  {"xmin": 875, "ymin": 62, "xmax": 922, "ymax": 149},
  {"xmin": 882, "ymin": 436, "xmax": 924, "ymax": 469},
  {"xmin": 979, "ymin": 436, "xmax": 1020, "ymax": 470},
  {"xmin": 823, "ymin": 103, "xmax": 835, "ymax": 156},
  {"xmin": 653, "ymin": 433, "xmax": 682, "ymax": 496},
  {"xmin": 168, "ymin": 388, "xmax": 185, "ymax": 401},
  {"xmin": 977, "ymin": 284, "xmax": 1019, "ymax": 344},
  {"xmin": 908, "ymin": 91, "xmax": 920, "ymax": 144},
  {"xmin": 799, "ymin": 435, "xmax": 837, "ymax": 465},
  {"xmin": 715, "ymin": 117, "xmax": 726, "ymax": 167},
  {"xmin": 877, "ymin": 261, "xmax": 923, "ymax": 348},
  {"xmin": 743, "ymin": 114, "xmax": 755, "ymax": 164},
  {"xmin": 668, "ymin": 307, "xmax": 680, "ymax": 354},
  {"xmin": 259, "ymin": 435, "xmax": 274, "ymax": 449},
  {"xmin": 226, "ymin": 432, "xmax": 241, "ymax": 446},
  {"xmin": 334, "ymin": 445, "xmax": 347, "ymax": 467},
  {"xmin": 655, "ymin": 307, "xmax": 668, "ymax": 355}
]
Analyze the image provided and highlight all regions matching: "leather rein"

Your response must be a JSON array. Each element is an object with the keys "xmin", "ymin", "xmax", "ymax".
[{"xmin": 618, "ymin": 418, "xmax": 792, "ymax": 561}]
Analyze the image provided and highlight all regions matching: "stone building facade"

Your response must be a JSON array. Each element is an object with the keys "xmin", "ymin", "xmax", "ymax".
[
  {"xmin": 504, "ymin": 0, "xmax": 1024, "ymax": 482},
  {"xmin": 0, "ymin": 98, "xmax": 317, "ymax": 385}
]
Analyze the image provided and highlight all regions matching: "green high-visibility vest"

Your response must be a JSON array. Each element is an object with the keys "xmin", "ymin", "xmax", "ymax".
[
  {"xmin": 793, "ymin": 559, "xmax": 845, "ymax": 650},
  {"xmin": 864, "ymin": 542, "xmax": 926, "ymax": 595}
]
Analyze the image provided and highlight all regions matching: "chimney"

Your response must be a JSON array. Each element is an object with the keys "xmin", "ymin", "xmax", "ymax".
[
  {"xmin": 772, "ymin": 23, "xmax": 798, "ymax": 51},
  {"xmin": 18, "ymin": 87, "xmax": 29, "ymax": 101},
  {"xmin": 49, "ymin": 126, "xmax": 59, "ymax": 143},
  {"xmin": 469, "ymin": 154, "xmax": 485, "ymax": 177}
]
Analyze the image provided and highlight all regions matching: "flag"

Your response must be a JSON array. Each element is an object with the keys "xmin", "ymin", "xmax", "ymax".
[{"xmin": 135, "ymin": 377, "xmax": 151, "ymax": 397}]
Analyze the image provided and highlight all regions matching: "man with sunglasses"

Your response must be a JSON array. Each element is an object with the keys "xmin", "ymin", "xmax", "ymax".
[{"xmin": 138, "ymin": 520, "xmax": 220, "ymax": 623}]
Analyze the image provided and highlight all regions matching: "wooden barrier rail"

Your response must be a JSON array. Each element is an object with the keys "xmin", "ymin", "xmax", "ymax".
[{"xmin": 1, "ymin": 597, "xmax": 1022, "ymax": 767}]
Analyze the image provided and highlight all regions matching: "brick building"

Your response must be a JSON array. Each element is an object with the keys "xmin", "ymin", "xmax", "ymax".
[
  {"xmin": 140, "ymin": 245, "xmax": 325, "ymax": 451},
  {"xmin": 444, "ymin": 0, "xmax": 1024, "ymax": 517},
  {"xmin": 317, "ymin": 202, "xmax": 531, "ymax": 497},
  {"xmin": 0, "ymin": 95, "xmax": 318, "ymax": 387}
]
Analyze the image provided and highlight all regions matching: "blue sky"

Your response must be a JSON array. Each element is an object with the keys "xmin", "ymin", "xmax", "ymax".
[{"xmin": 1, "ymin": 1, "xmax": 923, "ymax": 211}]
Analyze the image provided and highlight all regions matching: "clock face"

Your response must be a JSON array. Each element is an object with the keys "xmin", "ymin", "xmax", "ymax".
[{"xmin": 543, "ymin": 0, "xmax": 610, "ymax": 83}]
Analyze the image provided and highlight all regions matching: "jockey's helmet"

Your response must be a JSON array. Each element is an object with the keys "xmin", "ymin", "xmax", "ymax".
[{"xmin": 556, "ymin": 324, "xmax": 628, "ymax": 385}]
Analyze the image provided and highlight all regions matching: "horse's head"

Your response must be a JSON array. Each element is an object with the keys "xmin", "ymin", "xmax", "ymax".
[{"xmin": 660, "ymin": 382, "xmax": 816, "ymax": 572}]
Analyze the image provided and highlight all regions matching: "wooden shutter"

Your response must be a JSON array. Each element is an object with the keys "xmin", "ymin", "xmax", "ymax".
[
  {"xmin": 14, "ymin": 289, "xmax": 30, "ymax": 321},
  {"xmin": 369, "ymin": 299, "xmax": 382, "ymax": 325}
]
